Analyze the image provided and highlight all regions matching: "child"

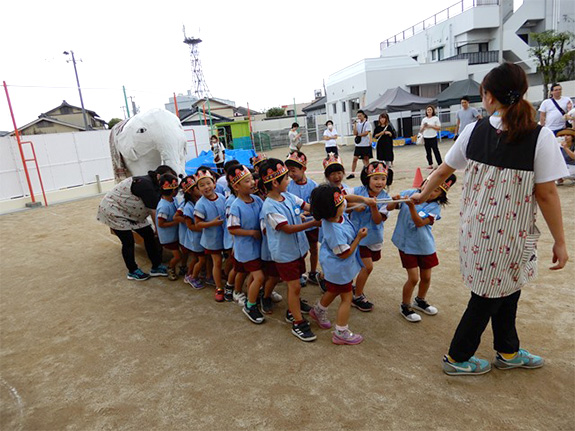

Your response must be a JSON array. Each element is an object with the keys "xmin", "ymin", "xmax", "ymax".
[
  {"xmin": 309, "ymin": 185, "xmax": 367, "ymax": 345},
  {"xmin": 259, "ymin": 158, "xmax": 320, "ymax": 342},
  {"xmin": 388, "ymin": 174, "xmax": 456, "ymax": 322},
  {"xmin": 250, "ymin": 153, "xmax": 268, "ymax": 175},
  {"xmin": 222, "ymin": 189, "xmax": 237, "ymax": 302},
  {"xmin": 177, "ymin": 175, "xmax": 206, "ymax": 289},
  {"xmin": 193, "ymin": 168, "xmax": 226, "ymax": 302},
  {"xmin": 322, "ymin": 120, "xmax": 339, "ymax": 155},
  {"xmin": 285, "ymin": 151, "xmax": 322, "ymax": 287},
  {"xmin": 155, "ymin": 173, "xmax": 183, "ymax": 281},
  {"xmin": 227, "ymin": 164, "xmax": 265, "ymax": 323},
  {"xmin": 210, "ymin": 135, "xmax": 226, "ymax": 174},
  {"xmin": 217, "ymin": 159, "xmax": 241, "ymax": 197},
  {"xmin": 349, "ymin": 161, "xmax": 391, "ymax": 312},
  {"xmin": 323, "ymin": 154, "xmax": 352, "ymax": 195}
]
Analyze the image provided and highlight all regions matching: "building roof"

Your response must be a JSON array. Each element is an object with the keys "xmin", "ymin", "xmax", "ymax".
[
  {"xmin": 44, "ymin": 100, "xmax": 103, "ymax": 120},
  {"xmin": 234, "ymin": 106, "xmax": 261, "ymax": 116},
  {"xmin": 180, "ymin": 110, "xmax": 233, "ymax": 125},
  {"xmin": 12, "ymin": 115, "xmax": 87, "ymax": 135},
  {"xmin": 302, "ymin": 96, "xmax": 326, "ymax": 113},
  {"xmin": 436, "ymin": 78, "xmax": 482, "ymax": 107}
]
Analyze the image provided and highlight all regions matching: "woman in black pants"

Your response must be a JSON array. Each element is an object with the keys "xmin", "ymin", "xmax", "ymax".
[
  {"xmin": 374, "ymin": 112, "xmax": 396, "ymax": 166},
  {"xmin": 419, "ymin": 105, "xmax": 442, "ymax": 169},
  {"xmin": 97, "ymin": 165, "xmax": 176, "ymax": 280}
]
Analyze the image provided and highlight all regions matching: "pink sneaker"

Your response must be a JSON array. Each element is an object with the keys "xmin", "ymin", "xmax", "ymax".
[
  {"xmin": 310, "ymin": 305, "xmax": 331, "ymax": 329},
  {"xmin": 332, "ymin": 328, "xmax": 363, "ymax": 345}
]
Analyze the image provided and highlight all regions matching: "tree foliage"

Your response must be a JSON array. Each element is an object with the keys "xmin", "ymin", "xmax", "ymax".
[
  {"xmin": 108, "ymin": 118, "xmax": 123, "ymax": 129},
  {"xmin": 266, "ymin": 107, "xmax": 285, "ymax": 118},
  {"xmin": 529, "ymin": 30, "xmax": 575, "ymax": 99}
]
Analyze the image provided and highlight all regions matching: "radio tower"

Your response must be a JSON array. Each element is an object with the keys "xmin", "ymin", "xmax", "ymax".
[{"xmin": 183, "ymin": 26, "xmax": 211, "ymax": 99}]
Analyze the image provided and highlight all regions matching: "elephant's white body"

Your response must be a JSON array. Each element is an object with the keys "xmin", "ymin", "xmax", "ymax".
[{"xmin": 109, "ymin": 109, "xmax": 187, "ymax": 182}]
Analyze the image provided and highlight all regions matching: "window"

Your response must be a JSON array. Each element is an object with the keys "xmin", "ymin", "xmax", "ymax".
[
  {"xmin": 432, "ymin": 49, "xmax": 437, "ymax": 61},
  {"xmin": 342, "ymin": 101, "xmax": 346, "ymax": 112},
  {"xmin": 517, "ymin": 34, "xmax": 528, "ymax": 44},
  {"xmin": 332, "ymin": 103, "xmax": 337, "ymax": 114},
  {"xmin": 412, "ymin": 55, "xmax": 418, "ymax": 62},
  {"xmin": 60, "ymin": 106, "xmax": 71, "ymax": 114},
  {"xmin": 410, "ymin": 86, "xmax": 420, "ymax": 96},
  {"xmin": 479, "ymin": 43, "xmax": 488, "ymax": 52},
  {"xmin": 350, "ymin": 100, "xmax": 359, "ymax": 112},
  {"xmin": 437, "ymin": 47, "xmax": 444, "ymax": 61},
  {"xmin": 440, "ymin": 83, "xmax": 450, "ymax": 92}
]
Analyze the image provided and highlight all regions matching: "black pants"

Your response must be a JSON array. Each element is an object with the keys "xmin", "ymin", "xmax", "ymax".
[
  {"xmin": 325, "ymin": 146, "xmax": 338, "ymax": 156},
  {"xmin": 424, "ymin": 137, "xmax": 442, "ymax": 166},
  {"xmin": 112, "ymin": 226, "xmax": 162, "ymax": 272},
  {"xmin": 215, "ymin": 162, "xmax": 225, "ymax": 175},
  {"xmin": 448, "ymin": 290, "xmax": 521, "ymax": 362}
]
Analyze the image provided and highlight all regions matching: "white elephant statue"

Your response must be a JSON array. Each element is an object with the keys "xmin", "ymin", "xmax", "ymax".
[{"xmin": 109, "ymin": 108, "xmax": 187, "ymax": 182}]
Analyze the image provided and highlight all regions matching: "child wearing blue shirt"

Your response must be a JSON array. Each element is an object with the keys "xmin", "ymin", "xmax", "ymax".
[
  {"xmin": 323, "ymin": 154, "xmax": 353, "ymax": 195},
  {"xmin": 349, "ymin": 161, "xmax": 391, "ymax": 312},
  {"xmin": 155, "ymin": 173, "xmax": 184, "ymax": 281},
  {"xmin": 309, "ymin": 184, "xmax": 367, "ymax": 345},
  {"xmin": 388, "ymin": 174, "xmax": 457, "ymax": 322}
]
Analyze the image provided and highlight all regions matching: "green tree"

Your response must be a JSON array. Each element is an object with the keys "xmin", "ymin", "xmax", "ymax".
[
  {"xmin": 108, "ymin": 118, "xmax": 122, "ymax": 129},
  {"xmin": 266, "ymin": 107, "xmax": 285, "ymax": 118},
  {"xmin": 529, "ymin": 30, "xmax": 575, "ymax": 99}
]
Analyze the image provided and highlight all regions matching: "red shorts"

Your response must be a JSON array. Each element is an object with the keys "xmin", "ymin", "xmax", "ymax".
[
  {"xmin": 234, "ymin": 258, "xmax": 263, "ymax": 273},
  {"xmin": 180, "ymin": 245, "xmax": 192, "ymax": 254},
  {"xmin": 305, "ymin": 229, "xmax": 319, "ymax": 244},
  {"xmin": 227, "ymin": 253, "xmax": 236, "ymax": 266},
  {"xmin": 275, "ymin": 257, "xmax": 306, "ymax": 282},
  {"xmin": 162, "ymin": 241, "xmax": 180, "ymax": 251},
  {"xmin": 359, "ymin": 246, "xmax": 381, "ymax": 262},
  {"xmin": 204, "ymin": 248, "xmax": 223, "ymax": 255},
  {"xmin": 262, "ymin": 260, "xmax": 280, "ymax": 278},
  {"xmin": 325, "ymin": 280, "xmax": 353, "ymax": 294},
  {"xmin": 399, "ymin": 250, "xmax": 439, "ymax": 269}
]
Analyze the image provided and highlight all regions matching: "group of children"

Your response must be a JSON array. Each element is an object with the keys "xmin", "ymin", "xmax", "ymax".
[{"xmin": 148, "ymin": 149, "xmax": 456, "ymax": 345}]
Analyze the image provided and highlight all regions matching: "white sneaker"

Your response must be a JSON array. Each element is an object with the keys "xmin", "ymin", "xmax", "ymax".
[
  {"xmin": 412, "ymin": 297, "xmax": 438, "ymax": 315},
  {"xmin": 270, "ymin": 291, "xmax": 282, "ymax": 303},
  {"xmin": 233, "ymin": 291, "xmax": 246, "ymax": 307},
  {"xmin": 400, "ymin": 304, "xmax": 421, "ymax": 322}
]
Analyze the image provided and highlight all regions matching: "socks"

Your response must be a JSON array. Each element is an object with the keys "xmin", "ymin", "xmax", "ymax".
[
  {"xmin": 316, "ymin": 302, "xmax": 328, "ymax": 311},
  {"xmin": 247, "ymin": 301, "xmax": 256, "ymax": 308},
  {"xmin": 335, "ymin": 325, "xmax": 348, "ymax": 332},
  {"xmin": 499, "ymin": 352, "xmax": 517, "ymax": 360},
  {"xmin": 225, "ymin": 283, "xmax": 234, "ymax": 289}
]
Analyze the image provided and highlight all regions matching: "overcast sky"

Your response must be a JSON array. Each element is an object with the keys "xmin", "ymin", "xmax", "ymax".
[{"xmin": 1, "ymin": 0, "xmax": 482, "ymax": 131}]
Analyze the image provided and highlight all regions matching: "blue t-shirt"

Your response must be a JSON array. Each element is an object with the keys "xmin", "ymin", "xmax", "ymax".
[
  {"xmin": 260, "ymin": 213, "xmax": 272, "ymax": 262},
  {"xmin": 223, "ymin": 195, "xmax": 236, "ymax": 250},
  {"xmin": 320, "ymin": 214, "xmax": 363, "ymax": 285},
  {"xmin": 156, "ymin": 198, "xmax": 179, "ymax": 245},
  {"xmin": 228, "ymin": 195, "xmax": 263, "ymax": 263},
  {"xmin": 194, "ymin": 193, "xmax": 226, "ymax": 251},
  {"xmin": 391, "ymin": 189, "xmax": 441, "ymax": 255},
  {"xmin": 287, "ymin": 178, "xmax": 318, "ymax": 233},
  {"xmin": 350, "ymin": 186, "xmax": 390, "ymax": 248},
  {"xmin": 261, "ymin": 192, "xmax": 309, "ymax": 263},
  {"xmin": 179, "ymin": 200, "xmax": 204, "ymax": 253}
]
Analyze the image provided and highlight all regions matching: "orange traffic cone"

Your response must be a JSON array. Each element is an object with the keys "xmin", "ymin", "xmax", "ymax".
[{"xmin": 412, "ymin": 167, "xmax": 423, "ymax": 188}]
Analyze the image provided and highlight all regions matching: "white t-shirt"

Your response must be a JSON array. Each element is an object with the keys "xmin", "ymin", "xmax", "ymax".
[
  {"xmin": 212, "ymin": 142, "xmax": 225, "ymax": 164},
  {"xmin": 538, "ymin": 96, "xmax": 571, "ymax": 131},
  {"xmin": 421, "ymin": 116, "xmax": 441, "ymax": 138},
  {"xmin": 323, "ymin": 128, "xmax": 338, "ymax": 148},
  {"xmin": 445, "ymin": 117, "xmax": 569, "ymax": 183},
  {"xmin": 567, "ymin": 108, "xmax": 575, "ymax": 127},
  {"xmin": 355, "ymin": 120, "xmax": 372, "ymax": 147},
  {"xmin": 288, "ymin": 130, "xmax": 301, "ymax": 151}
]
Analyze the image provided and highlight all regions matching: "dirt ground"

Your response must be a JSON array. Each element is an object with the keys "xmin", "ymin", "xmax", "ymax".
[{"xmin": 1, "ymin": 139, "xmax": 574, "ymax": 431}]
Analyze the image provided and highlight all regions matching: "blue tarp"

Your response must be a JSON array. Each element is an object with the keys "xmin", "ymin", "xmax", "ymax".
[{"xmin": 185, "ymin": 149, "xmax": 257, "ymax": 175}]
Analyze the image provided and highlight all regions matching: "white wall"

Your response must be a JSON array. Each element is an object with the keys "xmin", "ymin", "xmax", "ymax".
[{"xmin": 183, "ymin": 125, "xmax": 210, "ymax": 158}]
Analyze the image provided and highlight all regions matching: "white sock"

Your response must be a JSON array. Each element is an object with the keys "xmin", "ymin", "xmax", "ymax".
[
  {"xmin": 336, "ymin": 325, "xmax": 348, "ymax": 332},
  {"xmin": 316, "ymin": 302, "xmax": 328, "ymax": 311}
]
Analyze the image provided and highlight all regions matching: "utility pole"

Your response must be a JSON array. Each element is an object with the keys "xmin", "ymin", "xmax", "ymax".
[
  {"xmin": 63, "ymin": 50, "xmax": 89, "ymax": 130},
  {"xmin": 129, "ymin": 96, "xmax": 138, "ymax": 116}
]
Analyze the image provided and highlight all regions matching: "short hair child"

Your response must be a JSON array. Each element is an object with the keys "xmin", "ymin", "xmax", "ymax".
[
  {"xmin": 323, "ymin": 154, "xmax": 352, "ymax": 195},
  {"xmin": 156, "ymin": 173, "xmax": 183, "ymax": 281}
]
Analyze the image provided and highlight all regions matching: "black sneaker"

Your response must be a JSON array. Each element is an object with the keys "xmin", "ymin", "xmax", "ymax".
[
  {"xmin": 400, "ymin": 303, "xmax": 421, "ymax": 322},
  {"xmin": 307, "ymin": 272, "xmax": 321, "ymax": 285},
  {"xmin": 300, "ymin": 299, "xmax": 312, "ymax": 314},
  {"xmin": 285, "ymin": 309, "xmax": 295, "ymax": 323},
  {"xmin": 260, "ymin": 295, "xmax": 273, "ymax": 315},
  {"xmin": 352, "ymin": 294, "xmax": 374, "ymax": 312},
  {"xmin": 346, "ymin": 174, "xmax": 355, "ymax": 179},
  {"xmin": 292, "ymin": 320, "xmax": 317, "ymax": 342},
  {"xmin": 224, "ymin": 284, "xmax": 234, "ymax": 302},
  {"xmin": 243, "ymin": 304, "xmax": 265, "ymax": 324},
  {"xmin": 178, "ymin": 265, "xmax": 187, "ymax": 276}
]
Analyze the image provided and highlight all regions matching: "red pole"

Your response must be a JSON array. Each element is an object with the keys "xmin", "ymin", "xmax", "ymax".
[
  {"xmin": 3, "ymin": 81, "xmax": 37, "ymax": 203},
  {"xmin": 173, "ymin": 92, "xmax": 179, "ymax": 118}
]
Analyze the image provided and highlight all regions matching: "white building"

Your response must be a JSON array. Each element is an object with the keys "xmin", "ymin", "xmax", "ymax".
[{"xmin": 326, "ymin": 0, "xmax": 575, "ymax": 135}]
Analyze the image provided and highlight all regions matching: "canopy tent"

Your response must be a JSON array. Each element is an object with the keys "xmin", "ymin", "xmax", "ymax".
[
  {"xmin": 436, "ymin": 78, "xmax": 482, "ymax": 107},
  {"xmin": 363, "ymin": 87, "xmax": 437, "ymax": 115}
]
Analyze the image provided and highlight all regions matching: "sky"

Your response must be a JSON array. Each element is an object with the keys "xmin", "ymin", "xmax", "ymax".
[{"xmin": 1, "ymin": 0, "xmax": 467, "ymax": 131}]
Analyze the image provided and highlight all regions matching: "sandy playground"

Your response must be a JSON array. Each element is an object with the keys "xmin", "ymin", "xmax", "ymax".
[{"xmin": 1, "ymin": 139, "xmax": 574, "ymax": 430}]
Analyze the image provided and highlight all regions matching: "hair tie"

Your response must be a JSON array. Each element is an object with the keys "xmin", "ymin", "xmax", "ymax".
[{"xmin": 505, "ymin": 90, "xmax": 521, "ymax": 105}]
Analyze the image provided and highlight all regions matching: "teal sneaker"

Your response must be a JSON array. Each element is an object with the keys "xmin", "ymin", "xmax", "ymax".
[
  {"xmin": 127, "ymin": 268, "xmax": 150, "ymax": 281},
  {"xmin": 493, "ymin": 349, "xmax": 544, "ymax": 370},
  {"xmin": 442, "ymin": 355, "xmax": 491, "ymax": 376},
  {"xmin": 150, "ymin": 264, "xmax": 168, "ymax": 277}
]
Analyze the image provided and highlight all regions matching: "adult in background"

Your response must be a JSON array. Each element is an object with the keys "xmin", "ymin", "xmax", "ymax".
[
  {"xmin": 288, "ymin": 122, "xmax": 303, "ymax": 153},
  {"xmin": 373, "ymin": 112, "xmax": 396, "ymax": 167},
  {"xmin": 347, "ymin": 110, "xmax": 372, "ymax": 179},
  {"xmin": 556, "ymin": 128, "xmax": 575, "ymax": 185},
  {"xmin": 412, "ymin": 62, "xmax": 568, "ymax": 376},
  {"xmin": 419, "ymin": 105, "xmax": 442, "ymax": 169},
  {"xmin": 454, "ymin": 96, "xmax": 482, "ymax": 139},
  {"xmin": 322, "ymin": 120, "xmax": 339, "ymax": 155},
  {"xmin": 538, "ymin": 83, "xmax": 571, "ymax": 135},
  {"xmin": 97, "ymin": 165, "xmax": 176, "ymax": 280}
]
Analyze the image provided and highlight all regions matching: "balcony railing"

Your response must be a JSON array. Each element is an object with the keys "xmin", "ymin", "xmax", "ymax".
[
  {"xmin": 380, "ymin": 0, "xmax": 499, "ymax": 50},
  {"xmin": 440, "ymin": 50, "xmax": 500, "ymax": 65}
]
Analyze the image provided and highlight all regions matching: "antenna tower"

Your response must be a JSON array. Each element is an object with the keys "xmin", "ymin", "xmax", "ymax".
[{"xmin": 183, "ymin": 26, "xmax": 211, "ymax": 99}]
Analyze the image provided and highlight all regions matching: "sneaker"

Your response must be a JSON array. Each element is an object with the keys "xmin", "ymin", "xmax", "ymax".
[
  {"xmin": 300, "ymin": 274, "xmax": 308, "ymax": 287},
  {"xmin": 224, "ymin": 285, "xmax": 234, "ymax": 302},
  {"xmin": 300, "ymin": 299, "xmax": 312, "ymax": 314},
  {"xmin": 346, "ymin": 174, "xmax": 355, "ymax": 179},
  {"xmin": 150, "ymin": 264, "xmax": 168, "ymax": 277},
  {"xmin": 400, "ymin": 304, "xmax": 421, "ymax": 322},
  {"xmin": 412, "ymin": 297, "xmax": 438, "ymax": 315},
  {"xmin": 319, "ymin": 278, "xmax": 327, "ymax": 293},
  {"xmin": 167, "ymin": 267, "xmax": 178, "ymax": 281},
  {"xmin": 233, "ymin": 291, "xmax": 246, "ymax": 307},
  {"xmin": 243, "ymin": 304, "xmax": 265, "ymax": 324},
  {"xmin": 309, "ymin": 305, "xmax": 331, "ymax": 329},
  {"xmin": 285, "ymin": 309, "xmax": 295, "ymax": 323},
  {"xmin": 178, "ymin": 265, "xmax": 187, "ymax": 276},
  {"xmin": 307, "ymin": 272, "xmax": 321, "ymax": 285},
  {"xmin": 270, "ymin": 291, "xmax": 283, "ymax": 303},
  {"xmin": 443, "ymin": 355, "xmax": 491, "ymax": 376},
  {"xmin": 127, "ymin": 268, "xmax": 150, "ymax": 281},
  {"xmin": 259, "ymin": 295, "xmax": 273, "ymax": 314},
  {"xmin": 214, "ymin": 288, "xmax": 225, "ymax": 302},
  {"xmin": 493, "ymin": 349, "xmax": 544, "ymax": 370},
  {"xmin": 187, "ymin": 276, "xmax": 204, "ymax": 290},
  {"xmin": 332, "ymin": 328, "xmax": 363, "ymax": 345},
  {"xmin": 204, "ymin": 277, "xmax": 216, "ymax": 286},
  {"xmin": 352, "ymin": 294, "xmax": 374, "ymax": 312},
  {"xmin": 291, "ymin": 320, "xmax": 317, "ymax": 342}
]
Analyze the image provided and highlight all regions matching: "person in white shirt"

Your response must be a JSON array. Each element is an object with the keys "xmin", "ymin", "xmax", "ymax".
[
  {"xmin": 288, "ymin": 123, "xmax": 303, "ymax": 153},
  {"xmin": 420, "ymin": 105, "xmax": 442, "ymax": 169},
  {"xmin": 210, "ymin": 135, "xmax": 226, "ymax": 174},
  {"xmin": 322, "ymin": 120, "xmax": 339, "ymax": 156},
  {"xmin": 538, "ymin": 83, "xmax": 571, "ymax": 134},
  {"xmin": 347, "ymin": 110, "xmax": 372, "ymax": 179}
]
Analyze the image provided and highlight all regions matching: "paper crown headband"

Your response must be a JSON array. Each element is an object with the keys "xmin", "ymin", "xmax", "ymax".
[
  {"xmin": 323, "ymin": 153, "xmax": 343, "ymax": 170},
  {"xmin": 440, "ymin": 178, "xmax": 454, "ymax": 193},
  {"xmin": 334, "ymin": 191, "xmax": 345, "ymax": 207},
  {"xmin": 230, "ymin": 165, "xmax": 251, "ymax": 186},
  {"xmin": 181, "ymin": 176, "xmax": 196, "ymax": 193},
  {"xmin": 262, "ymin": 163, "xmax": 288, "ymax": 184},
  {"xmin": 251, "ymin": 153, "xmax": 268, "ymax": 167},
  {"xmin": 285, "ymin": 152, "xmax": 307, "ymax": 167},
  {"xmin": 194, "ymin": 169, "xmax": 214, "ymax": 182},
  {"xmin": 161, "ymin": 178, "xmax": 179, "ymax": 190},
  {"xmin": 367, "ymin": 162, "xmax": 387, "ymax": 177}
]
